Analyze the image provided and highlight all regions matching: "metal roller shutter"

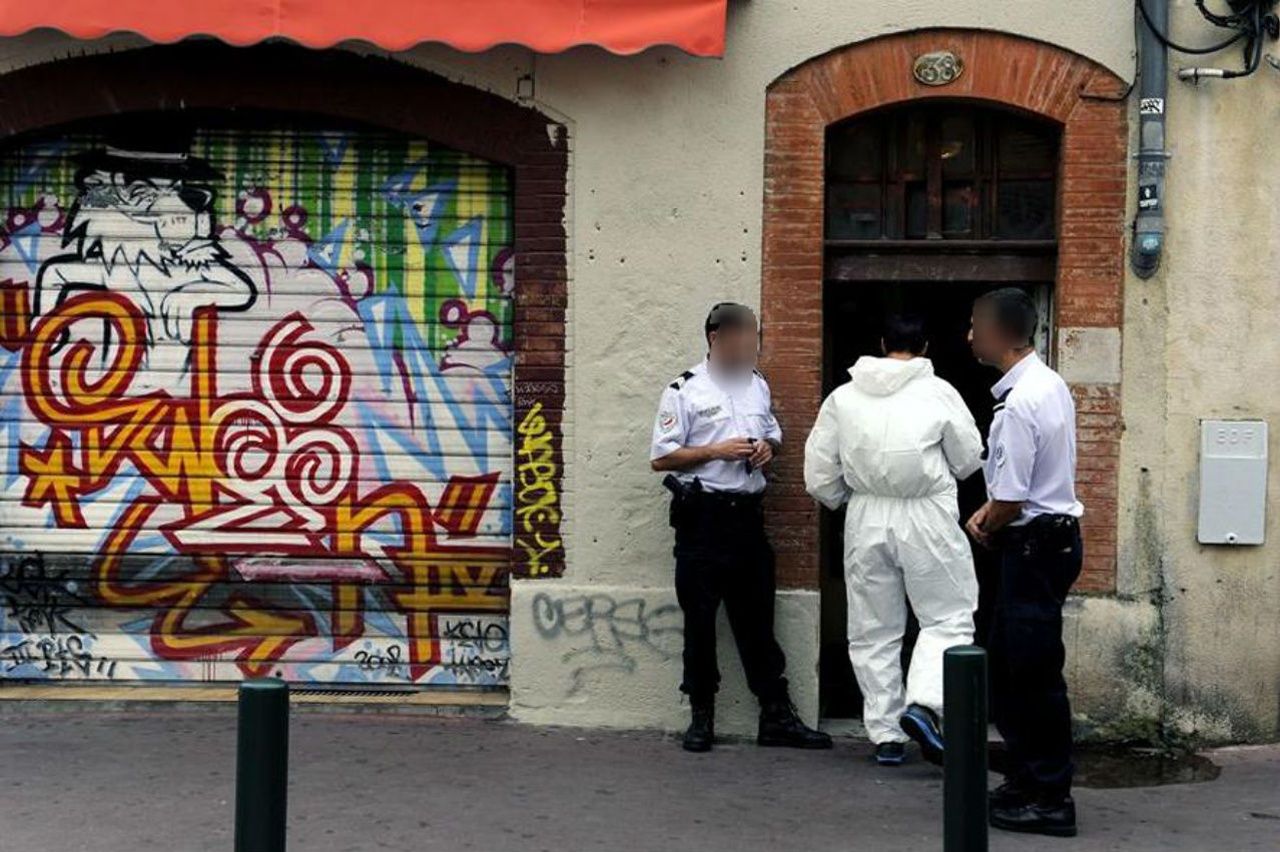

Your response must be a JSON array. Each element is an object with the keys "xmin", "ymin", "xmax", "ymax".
[{"xmin": 0, "ymin": 114, "xmax": 514, "ymax": 688}]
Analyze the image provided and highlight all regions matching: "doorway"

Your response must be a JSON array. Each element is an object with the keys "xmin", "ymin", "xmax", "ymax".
[{"xmin": 817, "ymin": 102, "xmax": 1061, "ymax": 719}]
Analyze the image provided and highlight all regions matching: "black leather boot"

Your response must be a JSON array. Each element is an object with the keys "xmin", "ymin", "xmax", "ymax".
[
  {"xmin": 682, "ymin": 699, "xmax": 715, "ymax": 752},
  {"xmin": 757, "ymin": 698, "xmax": 833, "ymax": 749}
]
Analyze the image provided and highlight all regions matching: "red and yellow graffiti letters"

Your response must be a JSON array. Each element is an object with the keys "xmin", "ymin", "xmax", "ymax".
[{"xmin": 15, "ymin": 292, "xmax": 506, "ymax": 676}]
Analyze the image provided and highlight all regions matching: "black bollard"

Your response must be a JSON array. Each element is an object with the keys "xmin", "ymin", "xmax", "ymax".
[
  {"xmin": 943, "ymin": 645, "xmax": 988, "ymax": 852},
  {"xmin": 235, "ymin": 679, "xmax": 289, "ymax": 852}
]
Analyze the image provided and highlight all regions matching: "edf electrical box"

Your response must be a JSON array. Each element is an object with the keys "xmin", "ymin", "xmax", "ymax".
[{"xmin": 1198, "ymin": 420, "xmax": 1268, "ymax": 545}]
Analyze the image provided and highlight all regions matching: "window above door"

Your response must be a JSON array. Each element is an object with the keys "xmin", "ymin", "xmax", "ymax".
[{"xmin": 825, "ymin": 105, "xmax": 1059, "ymax": 244}]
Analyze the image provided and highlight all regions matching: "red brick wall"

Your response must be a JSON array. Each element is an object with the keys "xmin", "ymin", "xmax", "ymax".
[{"xmin": 761, "ymin": 30, "xmax": 1127, "ymax": 593}]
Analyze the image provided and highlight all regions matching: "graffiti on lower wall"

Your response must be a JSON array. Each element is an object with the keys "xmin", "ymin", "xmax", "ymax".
[
  {"xmin": 531, "ymin": 592, "xmax": 682, "ymax": 696},
  {"xmin": 0, "ymin": 121, "xmax": 521, "ymax": 684}
]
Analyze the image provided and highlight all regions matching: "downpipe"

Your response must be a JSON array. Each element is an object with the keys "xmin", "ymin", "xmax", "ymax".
[{"xmin": 1133, "ymin": 0, "xmax": 1169, "ymax": 278}]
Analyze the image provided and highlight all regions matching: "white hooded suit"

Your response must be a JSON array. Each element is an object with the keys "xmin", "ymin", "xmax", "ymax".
[{"xmin": 804, "ymin": 356, "xmax": 983, "ymax": 744}]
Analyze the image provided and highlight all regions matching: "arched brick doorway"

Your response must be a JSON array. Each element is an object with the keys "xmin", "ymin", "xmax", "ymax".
[{"xmin": 760, "ymin": 30, "xmax": 1127, "ymax": 596}]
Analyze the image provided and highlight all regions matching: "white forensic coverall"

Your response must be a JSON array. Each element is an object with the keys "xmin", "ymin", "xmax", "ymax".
[{"xmin": 803, "ymin": 356, "xmax": 983, "ymax": 744}]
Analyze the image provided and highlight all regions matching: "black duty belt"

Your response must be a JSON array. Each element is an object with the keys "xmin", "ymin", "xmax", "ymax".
[
  {"xmin": 662, "ymin": 474, "xmax": 763, "ymax": 529},
  {"xmin": 697, "ymin": 489, "xmax": 764, "ymax": 510},
  {"xmin": 1000, "ymin": 513, "xmax": 1079, "ymax": 542}
]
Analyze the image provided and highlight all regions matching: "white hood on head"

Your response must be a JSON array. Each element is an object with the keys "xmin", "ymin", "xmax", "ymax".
[{"xmin": 848, "ymin": 356, "xmax": 934, "ymax": 396}]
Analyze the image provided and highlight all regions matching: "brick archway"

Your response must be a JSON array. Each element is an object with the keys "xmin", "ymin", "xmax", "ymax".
[{"xmin": 760, "ymin": 30, "xmax": 1127, "ymax": 593}]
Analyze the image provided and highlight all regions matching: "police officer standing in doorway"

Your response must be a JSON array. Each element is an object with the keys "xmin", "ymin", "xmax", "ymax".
[
  {"xmin": 965, "ymin": 288, "xmax": 1084, "ymax": 838},
  {"xmin": 651, "ymin": 302, "xmax": 832, "ymax": 753}
]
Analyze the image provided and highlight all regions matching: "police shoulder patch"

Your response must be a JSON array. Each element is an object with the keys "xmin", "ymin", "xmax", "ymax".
[{"xmin": 668, "ymin": 370, "xmax": 695, "ymax": 391}]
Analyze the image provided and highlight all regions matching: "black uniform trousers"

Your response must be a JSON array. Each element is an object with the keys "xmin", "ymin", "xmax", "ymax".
[
  {"xmin": 672, "ymin": 491, "xmax": 789, "ymax": 704},
  {"xmin": 988, "ymin": 514, "xmax": 1083, "ymax": 800}
]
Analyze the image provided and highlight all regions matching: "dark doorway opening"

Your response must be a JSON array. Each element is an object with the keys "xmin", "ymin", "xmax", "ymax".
[{"xmin": 817, "ymin": 101, "xmax": 1061, "ymax": 721}]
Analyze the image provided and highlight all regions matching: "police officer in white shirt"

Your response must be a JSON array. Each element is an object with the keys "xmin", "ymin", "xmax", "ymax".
[
  {"xmin": 651, "ymin": 302, "xmax": 832, "ymax": 753},
  {"xmin": 965, "ymin": 288, "xmax": 1084, "ymax": 838}
]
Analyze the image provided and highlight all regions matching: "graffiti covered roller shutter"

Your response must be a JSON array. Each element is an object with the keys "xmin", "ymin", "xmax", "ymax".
[{"xmin": 0, "ymin": 117, "xmax": 515, "ymax": 687}]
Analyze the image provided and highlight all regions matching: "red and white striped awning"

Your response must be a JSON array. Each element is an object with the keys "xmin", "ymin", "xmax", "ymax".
[{"xmin": 0, "ymin": 0, "xmax": 729, "ymax": 57}]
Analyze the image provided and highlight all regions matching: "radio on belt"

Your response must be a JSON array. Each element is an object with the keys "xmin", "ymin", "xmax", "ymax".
[{"xmin": 1198, "ymin": 419, "xmax": 1268, "ymax": 546}]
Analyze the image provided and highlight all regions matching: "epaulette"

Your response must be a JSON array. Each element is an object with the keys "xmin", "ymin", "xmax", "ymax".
[{"xmin": 668, "ymin": 370, "xmax": 695, "ymax": 391}]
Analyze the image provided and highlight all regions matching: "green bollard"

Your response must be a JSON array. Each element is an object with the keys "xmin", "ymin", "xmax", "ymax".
[
  {"xmin": 944, "ymin": 645, "xmax": 988, "ymax": 852},
  {"xmin": 235, "ymin": 678, "xmax": 289, "ymax": 852}
]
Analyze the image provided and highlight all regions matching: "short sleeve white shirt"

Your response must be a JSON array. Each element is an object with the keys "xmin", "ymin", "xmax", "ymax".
[
  {"xmin": 984, "ymin": 352, "xmax": 1084, "ymax": 525},
  {"xmin": 650, "ymin": 361, "xmax": 782, "ymax": 494}
]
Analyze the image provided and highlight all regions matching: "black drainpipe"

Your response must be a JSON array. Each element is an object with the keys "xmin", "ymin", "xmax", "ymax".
[{"xmin": 1133, "ymin": 0, "xmax": 1169, "ymax": 278}]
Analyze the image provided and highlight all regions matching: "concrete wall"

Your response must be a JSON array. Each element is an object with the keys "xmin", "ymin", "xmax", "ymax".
[
  {"xmin": 1124, "ymin": 3, "xmax": 1280, "ymax": 743},
  {"xmin": 3, "ymin": 1, "xmax": 1276, "ymax": 743}
]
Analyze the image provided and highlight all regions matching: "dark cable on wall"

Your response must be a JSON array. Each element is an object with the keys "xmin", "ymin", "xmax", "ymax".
[
  {"xmin": 1137, "ymin": 0, "xmax": 1247, "ymax": 53},
  {"xmin": 1135, "ymin": 0, "xmax": 1279, "ymax": 80}
]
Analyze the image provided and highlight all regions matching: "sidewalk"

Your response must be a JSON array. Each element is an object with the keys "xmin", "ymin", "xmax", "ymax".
[{"xmin": 0, "ymin": 706, "xmax": 1276, "ymax": 851}]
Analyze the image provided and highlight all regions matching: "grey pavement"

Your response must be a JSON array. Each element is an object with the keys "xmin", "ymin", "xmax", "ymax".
[{"xmin": 0, "ymin": 707, "xmax": 1277, "ymax": 851}]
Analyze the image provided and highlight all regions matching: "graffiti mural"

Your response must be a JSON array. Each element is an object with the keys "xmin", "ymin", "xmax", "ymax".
[
  {"xmin": 0, "ymin": 121, "xmax": 518, "ymax": 685},
  {"xmin": 515, "ymin": 403, "xmax": 562, "ymax": 577}
]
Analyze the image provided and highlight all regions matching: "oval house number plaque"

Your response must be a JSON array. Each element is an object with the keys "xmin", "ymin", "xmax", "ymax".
[{"xmin": 913, "ymin": 50, "xmax": 964, "ymax": 86}]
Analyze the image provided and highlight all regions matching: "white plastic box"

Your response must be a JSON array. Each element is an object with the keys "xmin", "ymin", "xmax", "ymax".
[{"xmin": 1198, "ymin": 420, "xmax": 1268, "ymax": 545}]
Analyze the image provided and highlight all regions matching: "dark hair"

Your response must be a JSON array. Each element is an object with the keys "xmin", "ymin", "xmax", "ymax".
[
  {"xmin": 882, "ymin": 313, "xmax": 928, "ymax": 355},
  {"xmin": 974, "ymin": 287, "xmax": 1038, "ymax": 347},
  {"xmin": 704, "ymin": 302, "xmax": 757, "ymax": 342}
]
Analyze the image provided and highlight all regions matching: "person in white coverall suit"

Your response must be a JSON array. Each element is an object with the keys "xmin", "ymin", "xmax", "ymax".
[{"xmin": 803, "ymin": 314, "xmax": 983, "ymax": 766}]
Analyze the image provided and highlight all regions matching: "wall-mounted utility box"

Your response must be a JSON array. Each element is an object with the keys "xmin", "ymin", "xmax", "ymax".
[{"xmin": 1198, "ymin": 419, "xmax": 1268, "ymax": 545}]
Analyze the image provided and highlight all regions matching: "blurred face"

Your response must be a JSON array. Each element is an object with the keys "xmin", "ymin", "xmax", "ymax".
[
  {"xmin": 708, "ymin": 320, "xmax": 759, "ymax": 376},
  {"xmin": 968, "ymin": 304, "xmax": 1008, "ymax": 367}
]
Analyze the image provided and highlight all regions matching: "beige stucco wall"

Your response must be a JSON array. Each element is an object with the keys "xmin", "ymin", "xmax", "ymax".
[
  {"xmin": 1130, "ymin": 4, "xmax": 1280, "ymax": 743},
  {"xmin": 505, "ymin": 1, "xmax": 1141, "ymax": 736},
  {"xmin": 5, "ymin": 2, "xmax": 1276, "ymax": 744},
  {"xmin": 507, "ymin": 2, "xmax": 1152, "ymax": 737}
]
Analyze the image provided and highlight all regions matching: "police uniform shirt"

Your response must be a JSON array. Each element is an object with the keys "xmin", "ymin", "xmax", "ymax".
[
  {"xmin": 650, "ymin": 361, "xmax": 783, "ymax": 494},
  {"xmin": 984, "ymin": 351, "xmax": 1085, "ymax": 525}
]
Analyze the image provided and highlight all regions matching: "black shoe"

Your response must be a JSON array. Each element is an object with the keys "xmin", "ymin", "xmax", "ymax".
[
  {"xmin": 875, "ymin": 742, "xmax": 906, "ymax": 766},
  {"xmin": 899, "ymin": 704, "xmax": 944, "ymax": 766},
  {"xmin": 757, "ymin": 699, "xmax": 833, "ymax": 749},
  {"xmin": 990, "ymin": 796, "xmax": 1078, "ymax": 838},
  {"xmin": 682, "ymin": 702, "xmax": 715, "ymax": 753}
]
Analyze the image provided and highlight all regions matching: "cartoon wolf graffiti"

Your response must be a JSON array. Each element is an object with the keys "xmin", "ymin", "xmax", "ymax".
[{"xmin": 33, "ymin": 141, "xmax": 256, "ymax": 371}]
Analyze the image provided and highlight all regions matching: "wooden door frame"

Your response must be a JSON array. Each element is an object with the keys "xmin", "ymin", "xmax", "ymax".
[{"xmin": 760, "ymin": 30, "xmax": 1128, "ymax": 593}]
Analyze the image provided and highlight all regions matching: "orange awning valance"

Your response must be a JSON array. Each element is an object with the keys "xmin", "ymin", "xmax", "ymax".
[{"xmin": 0, "ymin": 0, "xmax": 729, "ymax": 57}]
